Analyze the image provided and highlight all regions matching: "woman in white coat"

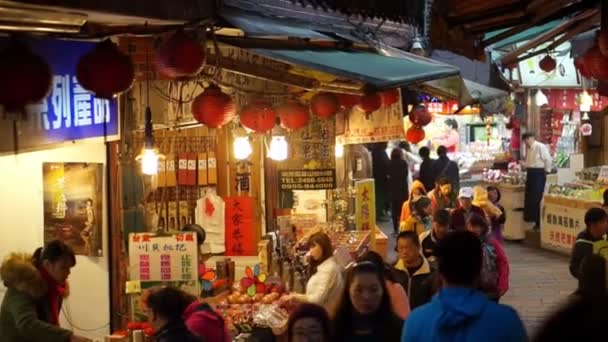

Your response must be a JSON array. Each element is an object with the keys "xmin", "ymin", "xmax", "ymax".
[{"xmin": 283, "ymin": 232, "xmax": 344, "ymax": 316}]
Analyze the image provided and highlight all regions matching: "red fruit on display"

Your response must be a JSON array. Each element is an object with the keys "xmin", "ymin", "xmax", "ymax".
[
  {"xmin": 357, "ymin": 92, "xmax": 382, "ymax": 113},
  {"xmin": 310, "ymin": 92, "xmax": 339, "ymax": 119},
  {"xmin": 76, "ymin": 39, "xmax": 135, "ymax": 99},
  {"xmin": 380, "ymin": 89, "xmax": 400, "ymax": 106},
  {"xmin": 406, "ymin": 126, "xmax": 426, "ymax": 144},
  {"xmin": 156, "ymin": 30, "xmax": 205, "ymax": 79},
  {"xmin": 0, "ymin": 39, "xmax": 52, "ymax": 113},
  {"xmin": 409, "ymin": 105, "xmax": 432, "ymax": 126},
  {"xmin": 191, "ymin": 86, "xmax": 235, "ymax": 128},
  {"xmin": 240, "ymin": 100, "xmax": 277, "ymax": 133},
  {"xmin": 538, "ymin": 55, "xmax": 556, "ymax": 73},
  {"xmin": 277, "ymin": 101, "xmax": 310, "ymax": 130}
]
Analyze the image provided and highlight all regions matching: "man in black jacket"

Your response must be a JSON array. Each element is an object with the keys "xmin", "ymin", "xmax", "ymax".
[
  {"xmin": 418, "ymin": 146, "xmax": 436, "ymax": 193},
  {"xmin": 569, "ymin": 208, "xmax": 608, "ymax": 279},
  {"xmin": 432, "ymin": 145, "xmax": 460, "ymax": 191}
]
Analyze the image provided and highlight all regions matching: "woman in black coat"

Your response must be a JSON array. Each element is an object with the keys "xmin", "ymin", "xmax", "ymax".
[{"xmin": 388, "ymin": 148, "xmax": 409, "ymax": 235}]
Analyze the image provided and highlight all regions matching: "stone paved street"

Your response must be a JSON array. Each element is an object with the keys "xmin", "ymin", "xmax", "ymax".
[{"xmin": 379, "ymin": 221, "xmax": 576, "ymax": 337}]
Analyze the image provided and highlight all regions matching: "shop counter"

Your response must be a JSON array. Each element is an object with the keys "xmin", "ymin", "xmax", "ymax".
[
  {"xmin": 540, "ymin": 195, "xmax": 601, "ymax": 255},
  {"xmin": 479, "ymin": 182, "xmax": 527, "ymax": 241}
]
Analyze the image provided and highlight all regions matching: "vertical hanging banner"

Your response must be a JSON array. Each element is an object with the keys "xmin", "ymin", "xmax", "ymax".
[
  {"xmin": 0, "ymin": 37, "xmax": 119, "ymax": 153},
  {"xmin": 355, "ymin": 179, "xmax": 376, "ymax": 231},
  {"xmin": 224, "ymin": 196, "xmax": 256, "ymax": 256}
]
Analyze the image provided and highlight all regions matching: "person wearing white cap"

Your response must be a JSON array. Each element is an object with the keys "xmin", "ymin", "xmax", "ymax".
[{"xmin": 450, "ymin": 187, "xmax": 485, "ymax": 232}]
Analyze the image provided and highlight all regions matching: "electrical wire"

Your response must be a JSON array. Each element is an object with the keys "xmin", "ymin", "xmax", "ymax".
[{"xmin": 61, "ymin": 300, "xmax": 110, "ymax": 332}]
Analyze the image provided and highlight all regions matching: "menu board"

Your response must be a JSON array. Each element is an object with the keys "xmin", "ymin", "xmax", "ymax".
[
  {"xmin": 279, "ymin": 169, "xmax": 336, "ymax": 191},
  {"xmin": 128, "ymin": 233, "xmax": 198, "ymax": 282}
]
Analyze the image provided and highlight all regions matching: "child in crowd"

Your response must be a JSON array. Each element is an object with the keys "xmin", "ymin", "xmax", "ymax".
[
  {"xmin": 393, "ymin": 231, "xmax": 436, "ymax": 309},
  {"xmin": 486, "ymin": 186, "xmax": 507, "ymax": 241},
  {"xmin": 419, "ymin": 209, "xmax": 450, "ymax": 267},
  {"xmin": 466, "ymin": 215, "xmax": 510, "ymax": 302},
  {"xmin": 569, "ymin": 208, "xmax": 608, "ymax": 280},
  {"xmin": 399, "ymin": 180, "xmax": 427, "ymax": 226},
  {"xmin": 401, "ymin": 196, "xmax": 433, "ymax": 236}
]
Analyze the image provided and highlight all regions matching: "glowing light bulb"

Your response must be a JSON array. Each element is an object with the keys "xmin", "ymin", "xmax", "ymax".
[
  {"xmin": 138, "ymin": 148, "xmax": 159, "ymax": 175},
  {"xmin": 535, "ymin": 90, "xmax": 548, "ymax": 106},
  {"xmin": 233, "ymin": 136, "xmax": 252, "ymax": 160},
  {"xmin": 335, "ymin": 143, "xmax": 344, "ymax": 158},
  {"xmin": 268, "ymin": 136, "xmax": 288, "ymax": 161}
]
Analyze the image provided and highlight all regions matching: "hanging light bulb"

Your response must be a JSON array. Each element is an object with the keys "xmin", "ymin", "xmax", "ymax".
[
  {"xmin": 410, "ymin": 37, "xmax": 425, "ymax": 56},
  {"xmin": 233, "ymin": 136, "xmax": 253, "ymax": 160},
  {"xmin": 335, "ymin": 142, "xmax": 344, "ymax": 158},
  {"xmin": 579, "ymin": 90, "xmax": 593, "ymax": 113},
  {"xmin": 136, "ymin": 106, "xmax": 164, "ymax": 175},
  {"xmin": 268, "ymin": 135, "xmax": 288, "ymax": 161},
  {"xmin": 535, "ymin": 89, "xmax": 549, "ymax": 106},
  {"xmin": 582, "ymin": 112, "xmax": 591, "ymax": 120}
]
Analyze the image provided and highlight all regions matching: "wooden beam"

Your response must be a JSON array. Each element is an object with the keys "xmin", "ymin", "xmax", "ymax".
[
  {"xmin": 463, "ymin": 13, "xmax": 525, "ymax": 33},
  {"xmin": 500, "ymin": 8, "xmax": 598, "ymax": 64}
]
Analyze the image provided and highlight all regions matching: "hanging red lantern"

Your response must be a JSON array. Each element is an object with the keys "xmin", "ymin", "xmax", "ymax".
[
  {"xmin": 277, "ymin": 101, "xmax": 309, "ymax": 131},
  {"xmin": 409, "ymin": 105, "xmax": 432, "ymax": 126},
  {"xmin": 574, "ymin": 57, "xmax": 592, "ymax": 78},
  {"xmin": 585, "ymin": 46, "xmax": 608, "ymax": 80},
  {"xmin": 380, "ymin": 89, "xmax": 400, "ymax": 106},
  {"xmin": 76, "ymin": 39, "xmax": 134, "ymax": 99},
  {"xmin": 240, "ymin": 100, "xmax": 276, "ymax": 133},
  {"xmin": 336, "ymin": 93, "xmax": 361, "ymax": 109},
  {"xmin": 599, "ymin": 31, "xmax": 608, "ymax": 56},
  {"xmin": 406, "ymin": 126, "xmax": 425, "ymax": 144},
  {"xmin": 538, "ymin": 55, "xmax": 556, "ymax": 73},
  {"xmin": 156, "ymin": 30, "xmax": 205, "ymax": 79},
  {"xmin": 191, "ymin": 86, "xmax": 235, "ymax": 128},
  {"xmin": 310, "ymin": 92, "xmax": 339, "ymax": 119},
  {"xmin": 0, "ymin": 39, "xmax": 52, "ymax": 114},
  {"xmin": 357, "ymin": 93, "xmax": 382, "ymax": 113}
]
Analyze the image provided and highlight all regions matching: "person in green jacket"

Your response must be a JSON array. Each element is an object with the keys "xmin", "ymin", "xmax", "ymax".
[{"xmin": 0, "ymin": 240, "xmax": 91, "ymax": 342}]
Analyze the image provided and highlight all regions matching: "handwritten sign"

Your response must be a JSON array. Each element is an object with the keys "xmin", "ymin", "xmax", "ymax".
[
  {"xmin": 279, "ymin": 169, "xmax": 336, "ymax": 190},
  {"xmin": 224, "ymin": 196, "xmax": 256, "ymax": 256},
  {"xmin": 355, "ymin": 179, "xmax": 376, "ymax": 231},
  {"xmin": 128, "ymin": 233, "xmax": 198, "ymax": 282}
]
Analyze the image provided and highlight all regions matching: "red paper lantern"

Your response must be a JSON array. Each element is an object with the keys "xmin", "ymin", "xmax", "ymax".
[
  {"xmin": 409, "ymin": 105, "xmax": 432, "ymax": 126},
  {"xmin": 380, "ymin": 89, "xmax": 400, "ymax": 106},
  {"xmin": 406, "ymin": 126, "xmax": 425, "ymax": 144},
  {"xmin": 76, "ymin": 40, "xmax": 134, "ymax": 99},
  {"xmin": 310, "ymin": 92, "xmax": 339, "ymax": 118},
  {"xmin": 585, "ymin": 46, "xmax": 608, "ymax": 80},
  {"xmin": 156, "ymin": 30, "xmax": 205, "ymax": 79},
  {"xmin": 599, "ymin": 31, "xmax": 608, "ymax": 56},
  {"xmin": 336, "ymin": 93, "xmax": 361, "ymax": 109},
  {"xmin": 357, "ymin": 93, "xmax": 382, "ymax": 113},
  {"xmin": 277, "ymin": 101, "xmax": 309, "ymax": 131},
  {"xmin": 0, "ymin": 39, "xmax": 52, "ymax": 113},
  {"xmin": 539, "ymin": 55, "xmax": 556, "ymax": 73},
  {"xmin": 191, "ymin": 86, "xmax": 235, "ymax": 128},
  {"xmin": 240, "ymin": 100, "xmax": 277, "ymax": 133}
]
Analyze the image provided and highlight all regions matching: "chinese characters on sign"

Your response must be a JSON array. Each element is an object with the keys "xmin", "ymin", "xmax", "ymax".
[
  {"xmin": 279, "ymin": 169, "xmax": 336, "ymax": 190},
  {"xmin": 0, "ymin": 37, "xmax": 118, "ymax": 153},
  {"xmin": 224, "ymin": 196, "xmax": 255, "ymax": 256},
  {"xmin": 355, "ymin": 179, "xmax": 376, "ymax": 231},
  {"xmin": 540, "ymin": 200, "xmax": 591, "ymax": 255},
  {"xmin": 128, "ymin": 233, "xmax": 198, "ymax": 282}
]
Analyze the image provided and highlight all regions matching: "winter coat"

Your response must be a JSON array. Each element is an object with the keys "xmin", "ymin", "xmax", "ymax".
[
  {"xmin": 450, "ymin": 205, "xmax": 486, "ymax": 232},
  {"xmin": 305, "ymin": 256, "xmax": 344, "ymax": 314},
  {"xmin": 155, "ymin": 321, "xmax": 202, "ymax": 342},
  {"xmin": 419, "ymin": 230, "xmax": 440, "ymax": 262},
  {"xmin": 393, "ymin": 257, "xmax": 436, "ymax": 309},
  {"xmin": 418, "ymin": 158, "xmax": 436, "ymax": 194},
  {"xmin": 432, "ymin": 156, "xmax": 460, "ymax": 190},
  {"xmin": 0, "ymin": 253, "xmax": 72, "ymax": 342},
  {"xmin": 399, "ymin": 181, "xmax": 427, "ymax": 225},
  {"xmin": 388, "ymin": 159, "xmax": 409, "ymax": 202},
  {"xmin": 569, "ymin": 229, "xmax": 606, "ymax": 279},
  {"xmin": 402, "ymin": 287, "xmax": 527, "ymax": 342},
  {"xmin": 428, "ymin": 189, "xmax": 457, "ymax": 212},
  {"xmin": 400, "ymin": 214, "xmax": 431, "ymax": 236}
]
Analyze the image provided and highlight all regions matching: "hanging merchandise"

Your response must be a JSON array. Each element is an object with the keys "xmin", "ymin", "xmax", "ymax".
[
  {"xmin": 166, "ymin": 153, "xmax": 177, "ymax": 187},
  {"xmin": 310, "ymin": 92, "xmax": 339, "ymax": 119},
  {"xmin": 539, "ymin": 55, "xmax": 556, "ymax": 73},
  {"xmin": 178, "ymin": 201, "xmax": 190, "ymax": 227},
  {"xmin": 157, "ymin": 158, "xmax": 167, "ymax": 188},
  {"xmin": 337, "ymin": 93, "xmax": 361, "ymax": 110},
  {"xmin": 409, "ymin": 105, "xmax": 432, "ymax": 126},
  {"xmin": 198, "ymin": 151, "xmax": 208, "ymax": 186},
  {"xmin": 191, "ymin": 85, "xmax": 236, "ymax": 128},
  {"xmin": 208, "ymin": 150, "xmax": 217, "ymax": 185},
  {"xmin": 168, "ymin": 201, "xmax": 178, "ymax": 230},
  {"xmin": 195, "ymin": 190, "xmax": 225, "ymax": 254},
  {"xmin": 0, "ymin": 38, "xmax": 52, "ymax": 115},
  {"xmin": 380, "ymin": 89, "xmax": 400, "ymax": 106},
  {"xmin": 277, "ymin": 101, "xmax": 310, "ymax": 131},
  {"xmin": 240, "ymin": 100, "xmax": 277, "ymax": 133},
  {"xmin": 357, "ymin": 93, "xmax": 382, "ymax": 114},
  {"xmin": 178, "ymin": 152, "xmax": 189, "ymax": 186},
  {"xmin": 187, "ymin": 152, "xmax": 197, "ymax": 186},
  {"xmin": 76, "ymin": 39, "xmax": 134, "ymax": 99},
  {"xmin": 155, "ymin": 30, "xmax": 205, "ymax": 79},
  {"xmin": 406, "ymin": 126, "xmax": 425, "ymax": 144}
]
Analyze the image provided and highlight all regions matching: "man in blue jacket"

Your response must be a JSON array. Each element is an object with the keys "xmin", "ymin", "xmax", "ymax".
[{"xmin": 402, "ymin": 231, "xmax": 526, "ymax": 342}]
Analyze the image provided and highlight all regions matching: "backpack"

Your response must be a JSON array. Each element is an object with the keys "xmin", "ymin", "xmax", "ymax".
[
  {"xmin": 480, "ymin": 242, "xmax": 499, "ymax": 291},
  {"xmin": 577, "ymin": 239, "xmax": 608, "ymax": 261}
]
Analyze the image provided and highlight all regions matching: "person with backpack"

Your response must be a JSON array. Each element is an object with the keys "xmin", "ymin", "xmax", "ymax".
[
  {"xmin": 431, "ymin": 145, "xmax": 460, "ymax": 192},
  {"xmin": 569, "ymin": 208, "xmax": 608, "ymax": 280},
  {"xmin": 402, "ymin": 231, "xmax": 526, "ymax": 342},
  {"xmin": 466, "ymin": 214, "xmax": 510, "ymax": 302}
]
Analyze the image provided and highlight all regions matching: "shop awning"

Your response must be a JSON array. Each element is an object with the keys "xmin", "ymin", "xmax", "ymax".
[
  {"xmin": 246, "ymin": 46, "xmax": 460, "ymax": 91},
  {"xmin": 484, "ymin": 20, "xmax": 563, "ymax": 50},
  {"xmin": 419, "ymin": 76, "xmax": 508, "ymax": 114}
]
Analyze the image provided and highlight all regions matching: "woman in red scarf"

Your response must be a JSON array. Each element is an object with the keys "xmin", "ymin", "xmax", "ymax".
[{"xmin": 0, "ymin": 240, "xmax": 91, "ymax": 342}]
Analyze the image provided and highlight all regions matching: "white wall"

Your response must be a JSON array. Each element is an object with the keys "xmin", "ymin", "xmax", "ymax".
[{"xmin": 0, "ymin": 141, "xmax": 110, "ymax": 340}]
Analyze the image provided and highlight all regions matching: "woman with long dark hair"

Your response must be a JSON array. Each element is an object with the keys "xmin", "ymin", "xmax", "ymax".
[
  {"xmin": 388, "ymin": 148, "xmax": 409, "ymax": 236},
  {"xmin": 282, "ymin": 232, "xmax": 344, "ymax": 315},
  {"xmin": 332, "ymin": 262, "xmax": 403, "ymax": 341},
  {"xmin": 0, "ymin": 240, "xmax": 91, "ymax": 342}
]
